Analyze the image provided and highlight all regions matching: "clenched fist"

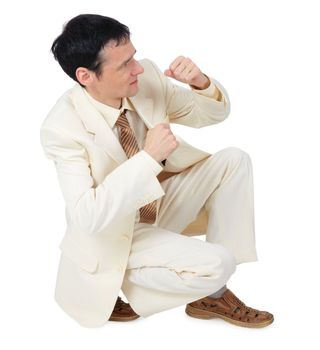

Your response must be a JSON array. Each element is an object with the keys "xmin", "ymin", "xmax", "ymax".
[
  {"xmin": 143, "ymin": 123, "xmax": 179, "ymax": 164},
  {"xmin": 164, "ymin": 56, "xmax": 210, "ymax": 89}
]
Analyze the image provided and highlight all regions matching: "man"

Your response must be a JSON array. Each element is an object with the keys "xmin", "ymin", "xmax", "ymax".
[{"xmin": 40, "ymin": 14, "xmax": 274, "ymax": 328}]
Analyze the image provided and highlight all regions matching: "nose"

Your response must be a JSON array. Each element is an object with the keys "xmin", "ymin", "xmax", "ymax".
[{"xmin": 132, "ymin": 60, "xmax": 144, "ymax": 76}]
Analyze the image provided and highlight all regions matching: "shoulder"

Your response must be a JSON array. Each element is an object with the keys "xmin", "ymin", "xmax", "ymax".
[
  {"xmin": 136, "ymin": 58, "xmax": 168, "ymax": 97},
  {"xmin": 40, "ymin": 84, "xmax": 86, "ymax": 135},
  {"xmin": 138, "ymin": 58, "xmax": 165, "ymax": 80}
]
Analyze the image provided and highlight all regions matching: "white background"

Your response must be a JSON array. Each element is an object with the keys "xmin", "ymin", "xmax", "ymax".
[{"xmin": 1, "ymin": 0, "xmax": 319, "ymax": 348}]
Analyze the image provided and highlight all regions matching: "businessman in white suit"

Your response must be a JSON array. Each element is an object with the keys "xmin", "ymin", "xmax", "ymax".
[{"xmin": 40, "ymin": 14, "xmax": 274, "ymax": 328}]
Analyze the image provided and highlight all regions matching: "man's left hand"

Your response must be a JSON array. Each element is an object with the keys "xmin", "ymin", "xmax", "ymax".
[{"xmin": 164, "ymin": 56, "xmax": 210, "ymax": 89}]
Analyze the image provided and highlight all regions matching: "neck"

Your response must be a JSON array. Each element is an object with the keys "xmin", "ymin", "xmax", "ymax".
[{"xmin": 85, "ymin": 87, "xmax": 122, "ymax": 109}]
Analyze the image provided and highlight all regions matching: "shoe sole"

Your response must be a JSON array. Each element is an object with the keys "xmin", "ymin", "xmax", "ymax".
[
  {"xmin": 109, "ymin": 314, "xmax": 140, "ymax": 322},
  {"xmin": 185, "ymin": 304, "xmax": 274, "ymax": 328}
]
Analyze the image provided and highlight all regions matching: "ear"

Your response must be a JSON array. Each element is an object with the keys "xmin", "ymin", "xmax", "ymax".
[{"xmin": 75, "ymin": 67, "xmax": 94, "ymax": 87}]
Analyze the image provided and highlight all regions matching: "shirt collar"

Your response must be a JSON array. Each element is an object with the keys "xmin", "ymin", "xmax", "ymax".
[{"xmin": 82, "ymin": 87, "xmax": 135, "ymax": 128}]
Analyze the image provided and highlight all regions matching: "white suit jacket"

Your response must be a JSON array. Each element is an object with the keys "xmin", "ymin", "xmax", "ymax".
[{"xmin": 40, "ymin": 58, "xmax": 230, "ymax": 327}]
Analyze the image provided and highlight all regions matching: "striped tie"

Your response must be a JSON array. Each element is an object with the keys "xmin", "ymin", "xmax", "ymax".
[{"xmin": 115, "ymin": 109, "xmax": 157, "ymax": 224}]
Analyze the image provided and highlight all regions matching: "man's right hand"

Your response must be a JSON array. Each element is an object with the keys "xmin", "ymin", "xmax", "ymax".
[{"xmin": 143, "ymin": 123, "xmax": 179, "ymax": 164}]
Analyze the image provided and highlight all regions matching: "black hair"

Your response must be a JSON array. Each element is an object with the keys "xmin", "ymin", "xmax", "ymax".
[{"xmin": 51, "ymin": 14, "xmax": 131, "ymax": 86}]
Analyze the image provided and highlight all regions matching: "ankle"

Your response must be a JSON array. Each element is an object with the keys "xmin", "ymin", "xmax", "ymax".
[{"xmin": 207, "ymin": 285, "xmax": 227, "ymax": 299}]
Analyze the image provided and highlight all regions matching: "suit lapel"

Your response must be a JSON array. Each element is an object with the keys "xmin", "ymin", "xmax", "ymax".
[
  {"xmin": 70, "ymin": 84, "xmax": 155, "ymax": 166},
  {"xmin": 129, "ymin": 93, "xmax": 154, "ymax": 129}
]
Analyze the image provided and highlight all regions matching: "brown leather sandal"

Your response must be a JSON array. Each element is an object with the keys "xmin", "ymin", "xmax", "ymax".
[
  {"xmin": 108, "ymin": 296, "xmax": 140, "ymax": 322},
  {"xmin": 185, "ymin": 289, "xmax": 274, "ymax": 328}
]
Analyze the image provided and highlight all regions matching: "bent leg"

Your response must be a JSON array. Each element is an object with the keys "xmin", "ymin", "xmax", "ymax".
[
  {"xmin": 121, "ymin": 224, "xmax": 236, "ymax": 317},
  {"xmin": 157, "ymin": 147, "xmax": 258, "ymax": 264}
]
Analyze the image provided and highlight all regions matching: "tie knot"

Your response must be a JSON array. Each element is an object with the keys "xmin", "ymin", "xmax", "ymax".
[{"xmin": 115, "ymin": 109, "xmax": 129, "ymax": 128}]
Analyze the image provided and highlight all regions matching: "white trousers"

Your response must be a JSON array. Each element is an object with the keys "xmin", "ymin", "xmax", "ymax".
[{"xmin": 121, "ymin": 147, "xmax": 258, "ymax": 317}]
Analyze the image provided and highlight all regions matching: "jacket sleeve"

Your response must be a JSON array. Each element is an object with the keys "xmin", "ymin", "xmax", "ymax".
[
  {"xmin": 147, "ymin": 59, "xmax": 231, "ymax": 128},
  {"xmin": 40, "ymin": 125, "xmax": 165, "ymax": 236}
]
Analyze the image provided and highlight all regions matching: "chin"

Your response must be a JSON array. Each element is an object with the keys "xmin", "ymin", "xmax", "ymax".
[{"xmin": 128, "ymin": 87, "xmax": 139, "ymax": 97}]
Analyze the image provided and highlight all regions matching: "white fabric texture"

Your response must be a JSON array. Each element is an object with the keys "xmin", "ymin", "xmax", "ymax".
[{"xmin": 121, "ymin": 147, "xmax": 258, "ymax": 317}]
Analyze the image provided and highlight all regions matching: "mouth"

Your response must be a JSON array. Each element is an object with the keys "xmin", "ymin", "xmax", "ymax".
[{"xmin": 130, "ymin": 80, "xmax": 138, "ymax": 85}]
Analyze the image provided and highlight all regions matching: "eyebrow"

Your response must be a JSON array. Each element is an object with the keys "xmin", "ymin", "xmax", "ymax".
[{"xmin": 118, "ymin": 49, "xmax": 137, "ymax": 68}]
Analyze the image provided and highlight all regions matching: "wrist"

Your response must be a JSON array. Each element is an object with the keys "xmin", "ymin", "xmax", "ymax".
[
  {"xmin": 190, "ymin": 73, "xmax": 211, "ymax": 90},
  {"xmin": 143, "ymin": 148, "xmax": 158, "ymax": 162}
]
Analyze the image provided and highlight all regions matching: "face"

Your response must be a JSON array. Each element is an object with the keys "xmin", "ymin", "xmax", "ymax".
[{"xmin": 77, "ymin": 39, "xmax": 144, "ymax": 108}]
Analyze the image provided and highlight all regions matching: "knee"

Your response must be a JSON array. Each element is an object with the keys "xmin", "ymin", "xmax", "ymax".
[{"xmin": 217, "ymin": 147, "xmax": 251, "ymax": 164}]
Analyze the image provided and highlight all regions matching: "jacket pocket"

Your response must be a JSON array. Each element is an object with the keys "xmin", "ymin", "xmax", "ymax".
[{"xmin": 59, "ymin": 234, "xmax": 99, "ymax": 273}]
